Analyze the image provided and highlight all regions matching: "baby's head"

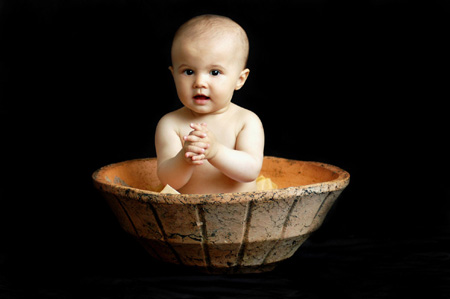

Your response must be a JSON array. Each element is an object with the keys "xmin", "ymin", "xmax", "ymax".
[
  {"xmin": 172, "ymin": 14, "xmax": 249, "ymax": 70},
  {"xmin": 169, "ymin": 15, "xmax": 250, "ymax": 115}
]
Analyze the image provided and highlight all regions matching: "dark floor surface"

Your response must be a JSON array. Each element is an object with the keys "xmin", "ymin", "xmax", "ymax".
[{"xmin": 2, "ymin": 229, "xmax": 449, "ymax": 299}]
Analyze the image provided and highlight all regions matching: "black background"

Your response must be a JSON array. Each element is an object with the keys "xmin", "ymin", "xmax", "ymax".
[{"xmin": 1, "ymin": 0, "xmax": 449, "ymax": 298}]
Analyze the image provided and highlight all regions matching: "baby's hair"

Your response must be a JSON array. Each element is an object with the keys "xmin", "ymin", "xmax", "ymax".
[{"xmin": 172, "ymin": 14, "xmax": 249, "ymax": 69}]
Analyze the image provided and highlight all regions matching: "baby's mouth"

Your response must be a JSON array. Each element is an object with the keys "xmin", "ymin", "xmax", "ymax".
[{"xmin": 193, "ymin": 95, "xmax": 210, "ymax": 100}]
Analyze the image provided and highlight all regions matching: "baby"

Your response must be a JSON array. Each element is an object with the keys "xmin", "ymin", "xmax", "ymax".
[{"xmin": 155, "ymin": 15, "xmax": 264, "ymax": 194}]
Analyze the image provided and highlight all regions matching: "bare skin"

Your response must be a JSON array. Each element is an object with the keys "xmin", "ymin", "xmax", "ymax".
[{"xmin": 155, "ymin": 15, "xmax": 264, "ymax": 194}]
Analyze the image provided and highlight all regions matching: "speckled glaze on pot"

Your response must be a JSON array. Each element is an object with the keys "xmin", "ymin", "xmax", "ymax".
[{"xmin": 92, "ymin": 156, "xmax": 350, "ymax": 274}]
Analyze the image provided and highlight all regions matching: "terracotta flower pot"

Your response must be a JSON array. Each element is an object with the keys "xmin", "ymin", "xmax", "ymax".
[{"xmin": 92, "ymin": 156, "xmax": 350, "ymax": 274}]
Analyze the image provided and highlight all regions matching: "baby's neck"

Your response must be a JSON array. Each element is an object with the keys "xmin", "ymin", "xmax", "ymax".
[{"xmin": 188, "ymin": 103, "xmax": 236, "ymax": 120}]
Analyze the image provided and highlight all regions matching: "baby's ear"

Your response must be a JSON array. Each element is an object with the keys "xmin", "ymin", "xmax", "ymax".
[
  {"xmin": 168, "ymin": 66, "xmax": 174, "ymax": 75},
  {"xmin": 235, "ymin": 68, "xmax": 250, "ymax": 90}
]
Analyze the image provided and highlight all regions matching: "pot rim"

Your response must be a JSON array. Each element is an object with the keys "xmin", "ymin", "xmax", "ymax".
[{"xmin": 92, "ymin": 156, "xmax": 350, "ymax": 204}]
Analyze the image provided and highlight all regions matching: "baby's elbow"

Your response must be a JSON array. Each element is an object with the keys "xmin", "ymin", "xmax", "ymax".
[
  {"xmin": 240, "ymin": 164, "xmax": 262, "ymax": 183},
  {"xmin": 158, "ymin": 177, "xmax": 185, "ymax": 191},
  {"xmin": 157, "ymin": 168, "xmax": 183, "ymax": 190},
  {"xmin": 241, "ymin": 176, "xmax": 258, "ymax": 183},
  {"xmin": 157, "ymin": 170, "xmax": 168, "ymax": 187}
]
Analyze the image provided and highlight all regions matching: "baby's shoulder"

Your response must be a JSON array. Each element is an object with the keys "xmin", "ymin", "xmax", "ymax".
[
  {"xmin": 158, "ymin": 108, "xmax": 189, "ymax": 125},
  {"xmin": 156, "ymin": 108, "xmax": 189, "ymax": 133},
  {"xmin": 232, "ymin": 104, "xmax": 262, "ymax": 125}
]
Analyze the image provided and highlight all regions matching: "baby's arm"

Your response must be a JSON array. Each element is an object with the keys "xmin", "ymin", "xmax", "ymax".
[
  {"xmin": 155, "ymin": 116, "xmax": 206, "ymax": 190},
  {"xmin": 190, "ymin": 114, "xmax": 264, "ymax": 183}
]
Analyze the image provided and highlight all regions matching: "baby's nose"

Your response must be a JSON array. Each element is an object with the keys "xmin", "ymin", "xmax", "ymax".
[{"xmin": 192, "ymin": 74, "xmax": 208, "ymax": 89}]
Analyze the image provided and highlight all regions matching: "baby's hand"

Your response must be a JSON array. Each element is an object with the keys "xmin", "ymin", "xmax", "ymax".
[
  {"xmin": 183, "ymin": 123, "xmax": 209, "ymax": 165},
  {"xmin": 196, "ymin": 123, "xmax": 219, "ymax": 160}
]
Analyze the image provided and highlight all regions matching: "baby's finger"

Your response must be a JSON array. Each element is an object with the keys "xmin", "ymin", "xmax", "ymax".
[
  {"xmin": 185, "ymin": 145, "xmax": 205, "ymax": 155},
  {"xmin": 185, "ymin": 143, "xmax": 207, "ymax": 155},
  {"xmin": 184, "ymin": 135, "xmax": 204, "ymax": 142},
  {"xmin": 191, "ymin": 154, "xmax": 206, "ymax": 161},
  {"xmin": 189, "ymin": 122, "xmax": 200, "ymax": 130},
  {"xmin": 200, "ymin": 123, "xmax": 209, "ymax": 133},
  {"xmin": 191, "ymin": 160, "xmax": 204, "ymax": 166},
  {"xmin": 185, "ymin": 151, "xmax": 202, "ymax": 160},
  {"xmin": 188, "ymin": 130, "xmax": 207, "ymax": 138},
  {"xmin": 190, "ymin": 123, "xmax": 207, "ymax": 132},
  {"xmin": 185, "ymin": 151, "xmax": 195, "ymax": 158},
  {"xmin": 185, "ymin": 152, "xmax": 204, "ymax": 165},
  {"xmin": 192, "ymin": 141, "xmax": 209, "ymax": 149}
]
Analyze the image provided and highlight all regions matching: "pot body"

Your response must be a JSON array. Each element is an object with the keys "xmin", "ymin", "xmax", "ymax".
[{"xmin": 93, "ymin": 157, "xmax": 350, "ymax": 274}]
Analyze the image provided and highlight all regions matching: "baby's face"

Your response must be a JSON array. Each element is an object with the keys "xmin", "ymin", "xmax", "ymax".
[{"xmin": 170, "ymin": 35, "xmax": 249, "ymax": 115}]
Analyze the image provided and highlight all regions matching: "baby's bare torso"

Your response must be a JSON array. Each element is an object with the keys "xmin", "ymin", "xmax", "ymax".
[{"xmin": 173, "ymin": 105, "xmax": 257, "ymax": 194}]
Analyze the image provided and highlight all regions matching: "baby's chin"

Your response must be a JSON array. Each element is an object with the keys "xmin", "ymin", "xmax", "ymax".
[{"xmin": 180, "ymin": 98, "xmax": 233, "ymax": 115}]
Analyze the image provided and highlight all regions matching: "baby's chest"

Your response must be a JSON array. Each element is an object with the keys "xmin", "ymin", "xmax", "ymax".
[{"xmin": 214, "ymin": 130, "xmax": 238, "ymax": 149}]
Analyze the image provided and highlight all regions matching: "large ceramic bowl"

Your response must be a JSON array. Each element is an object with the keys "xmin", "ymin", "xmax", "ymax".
[{"xmin": 92, "ymin": 156, "xmax": 350, "ymax": 274}]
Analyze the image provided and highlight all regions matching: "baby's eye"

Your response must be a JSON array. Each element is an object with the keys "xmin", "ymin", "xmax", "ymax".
[
  {"xmin": 183, "ymin": 69, "xmax": 194, "ymax": 75},
  {"xmin": 210, "ymin": 70, "xmax": 221, "ymax": 76}
]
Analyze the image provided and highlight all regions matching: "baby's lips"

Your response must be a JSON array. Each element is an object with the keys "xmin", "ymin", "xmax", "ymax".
[{"xmin": 193, "ymin": 94, "xmax": 210, "ymax": 100}]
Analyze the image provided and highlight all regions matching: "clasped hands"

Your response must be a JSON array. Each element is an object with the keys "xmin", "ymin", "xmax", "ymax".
[{"xmin": 183, "ymin": 123, "xmax": 219, "ymax": 165}]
